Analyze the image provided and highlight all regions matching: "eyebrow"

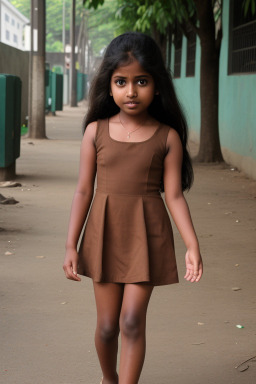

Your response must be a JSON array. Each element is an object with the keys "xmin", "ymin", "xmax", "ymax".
[{"xmin": 112, "ymin": 74, "xmax": 151, "ymax": 79}]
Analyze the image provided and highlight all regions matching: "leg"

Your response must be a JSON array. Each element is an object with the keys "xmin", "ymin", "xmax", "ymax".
[
  {"xmin": 93, "ymin": 282, "xmax": 124, "ymax": 384},
  {"xmin": 119, "ymin": 283, "xmax": 154, "ymax": 384}
]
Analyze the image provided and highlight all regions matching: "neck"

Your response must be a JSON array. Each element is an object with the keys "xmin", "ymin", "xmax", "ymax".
[{"xmin": 119, "ymin": 111, "xmax": 149, "ymax": 126}]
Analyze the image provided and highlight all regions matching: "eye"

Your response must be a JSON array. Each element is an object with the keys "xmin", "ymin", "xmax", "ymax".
[
  {"xmin": 137, "ymin": 79, "xmax": 148, "ymax": 86},
  {"xmin": 115, "ymin": 79, "xmax": 125, "ymax": 86}
]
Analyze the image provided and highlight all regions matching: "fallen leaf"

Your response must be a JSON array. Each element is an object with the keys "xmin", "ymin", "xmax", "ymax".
[
  {"xmin": 197, "ymin": 322, "xmax": 205, "ymax": 326},
  {"xmin": 0, "ymin": 194, "xmax": 19, "ymax": 204},
  {"xmin": 0, "ymin": 181, "xmax": 22, "ymax": 188},
  {"xmin": 232, "ymin": 287, "xmax": 241, "ymax": 291},
  {"xmin": 235, "ymin": 355, "xmax": 256, "ymax": 371},
  {"xmin": 5, "ymin": 251, "xmax": 13, "ymax": 255},
  {"xmin": 36, "ymin": 256, "xmax": 45, "ymax": 259},
  {"xmin": 238, "ymin": 365, "xmax": 249, "ymax": 372}
]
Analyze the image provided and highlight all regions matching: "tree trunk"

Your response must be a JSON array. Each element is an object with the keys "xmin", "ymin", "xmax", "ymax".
[
  {"xmin": 28, "ymin": 0, "xmax": 46, "ymax": 139},
  {"xmin": 70, "ymin": 0, "xmax": 77, "ymax": 107},
  {"xmin": 152, "ymin": 25, "xmax": 167, "ymax": 63},
  {"xmin": 194, "ymin": 0, "xmax": 223, "ymax": 162}
]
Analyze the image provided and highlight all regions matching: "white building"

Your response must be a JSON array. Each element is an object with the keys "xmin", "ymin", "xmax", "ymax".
[{"xmin": 0, "ymin": 0, "xmax": 29, "ymax": 50}]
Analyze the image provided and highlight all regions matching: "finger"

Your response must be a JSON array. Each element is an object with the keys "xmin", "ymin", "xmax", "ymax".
[
  {"xmin": 195, "ymin": 267, "xmax": 203, "ymax": 282},
  {"xmin": 68, "ymin": 268, "xmax": 81, "ymax": 281},
  {"xmin": 71, "ymin": 262, "xmax": 81, "ymax": 281},
  {"xmin": 184, "ymin": 270, "xmax": 190, "ymax": 279},
  {"xmin": 185, "ymin": 270, "xmax": 193, "ymax": 282},
  {"xmin": 71, "ymin": 270, "xmax": 81, "ymax": 281},
  {"xmin": 192, "ymin": 264, "xmax": 203, "ymax": 282},
  {"xmin": 184, "ymin": 270, "xmax": 192, "ymax": 280},
  {"xmin": 184, "ymin": 264, "xmax": 193, "ymax": 279},
  {"xmin": 63, "ymin": 264, "xmax": 81, "ymax": 281},
  {"xmin": 72, "ymin": 273, "xmax": 81, "ymax": 281}
]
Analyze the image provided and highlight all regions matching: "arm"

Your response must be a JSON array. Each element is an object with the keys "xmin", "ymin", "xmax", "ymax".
[
  {"xmin": 63, "ymin": 122, "xmax": 97, "ymax": 281},
  {"xmin": 163, "ymin": 129, "xmax": 203, "ymax": 283}
]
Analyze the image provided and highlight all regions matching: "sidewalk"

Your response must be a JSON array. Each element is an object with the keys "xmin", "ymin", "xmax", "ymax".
[{"xmin": 0, "ymin": 105, "xmax": 255, "ymax": 384}]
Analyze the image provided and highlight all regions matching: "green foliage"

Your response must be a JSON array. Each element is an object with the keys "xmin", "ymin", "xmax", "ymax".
[
  {"xmin": 84, "ymin": 0, "xmax": 105, "ymax": 7},
  {"xmin": 10, "ymin": 0, "xmax": 30, "ymax": 18},
  {"xmin": 87, "ymin": 0, "xmax": 119, "ymax": 54},
  {"xmin": 10, "ymin": 0, "xmax": 116, "ymax": 53},
  {"xmin": 45, "ymin": 0, "xmax": 84, "ymax": 52},
  {"xmin": 243, "ymin": 0, "xmax": 256, "ymax": 15},
  {"xmin": 114, "ymin": 1, "xmax": 141, "ymax": 34},
  {"xmin": 84, "ymin": 0, "xmax": 196, "ymax": 36}
]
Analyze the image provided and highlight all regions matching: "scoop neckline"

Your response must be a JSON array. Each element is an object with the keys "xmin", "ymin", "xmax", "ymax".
[{"xmin": 107, "ymin": 118, "xmax": 161, "ymax": 144}]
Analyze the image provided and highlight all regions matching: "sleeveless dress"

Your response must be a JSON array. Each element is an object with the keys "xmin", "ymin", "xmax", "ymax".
[{"xmin": 78, "ymin": 118, "xmax": 179, "ymax": 286}]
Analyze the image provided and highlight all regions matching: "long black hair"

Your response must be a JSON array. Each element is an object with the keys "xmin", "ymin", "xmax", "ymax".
[{"xmin": 84, "ymin": 32, "xmax": 193, "ymax": 190}]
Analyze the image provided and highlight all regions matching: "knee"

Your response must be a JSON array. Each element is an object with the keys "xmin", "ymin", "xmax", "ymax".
[
  {"xmin": 120, "ymin": 313, "xmax": 143, "ymax": 340},
  {"xmin": 97, "ymin": 320, "xmax": 119, "ymax": 343}
]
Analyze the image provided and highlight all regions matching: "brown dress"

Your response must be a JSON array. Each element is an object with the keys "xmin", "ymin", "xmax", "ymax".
[{"xmin": 78, "ymin": 118, "xmax": 179, "ymax": 286}]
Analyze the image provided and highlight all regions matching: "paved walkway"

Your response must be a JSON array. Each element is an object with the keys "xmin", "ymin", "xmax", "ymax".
[{"xmin": 0, "ymin": 105, "xmax": 255, "ymax": 384}]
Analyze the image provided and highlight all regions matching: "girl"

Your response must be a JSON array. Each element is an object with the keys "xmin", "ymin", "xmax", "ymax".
[{"xmin": 63, "ymin": 32, "xmax": 203, "ymax": 384}]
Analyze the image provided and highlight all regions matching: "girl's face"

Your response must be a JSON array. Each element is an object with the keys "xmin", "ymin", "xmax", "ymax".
[{"xmin": 110, "ymin": 59, "xmax": 156, "ymax": 116}]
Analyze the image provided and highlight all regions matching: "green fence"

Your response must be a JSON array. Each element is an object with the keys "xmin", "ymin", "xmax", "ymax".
[
  {"xmin": 77, "ymin": 72, "xmax": 87, "ymax": 102},
  {"xmin": 45, "ymin": 70, "xmax": 63, "ymax": 113},
  {"xmin": 0, "ymin": 74, "xmax": 21, "ymax": 168}
]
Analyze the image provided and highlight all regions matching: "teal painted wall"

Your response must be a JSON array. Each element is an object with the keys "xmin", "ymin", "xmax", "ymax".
[
  {"xmin": 171, "ymin": 36, "xmax": 201, "ymax": 135},
  {"xmin": 219, "ymin": 0, "xmax": 256, "ymax": 159},
  {"xmin": 171, "ymin": 0, "xmax": 256, "ymax": 176}
]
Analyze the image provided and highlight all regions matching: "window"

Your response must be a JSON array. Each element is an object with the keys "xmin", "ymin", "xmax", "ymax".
[
  {"xmin": 13, "ymin": 34, "xmax": 18, "ymax": 43},
  {"xmin": 12, "ymin": 19, "xmax": 15, "ymax": 26},
  {"xmin": 229, "ymin": 0, "xmax": 256, "ymax": 74},
  {"xmin": 5, "ymin": 13, "xmax": 9, "ymax": 22},
  {"xmin": 17, "ymin": 23, "xmax": 20, "ymax": 29},
  {"xmin": 186, "ymin": 28, "xmax": 196, "ymax": 77},
  {"xmin": 6, "ymin": 30, "xmax": 10, "ymax": 40},
  {"xmin": 173, "ymin": 29, "xmax": 183, "ymax": 78}
]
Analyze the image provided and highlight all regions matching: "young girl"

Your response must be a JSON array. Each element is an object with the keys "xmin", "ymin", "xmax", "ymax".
[{"xmin": 63, "ymin": 32, "xmax": 203, "ymax": 384}]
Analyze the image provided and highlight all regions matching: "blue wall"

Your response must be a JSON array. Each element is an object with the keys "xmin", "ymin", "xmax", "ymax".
[{"xmin": 171, "ymin": 0, "xmax": 256, "ymax": 179}]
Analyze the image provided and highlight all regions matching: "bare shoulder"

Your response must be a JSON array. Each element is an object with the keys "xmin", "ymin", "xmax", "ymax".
[
  {"xmin": 164, "ymin": 126, "xmax": 182, "ymax": 151},
  {"xmin": 83, "ymin": 121, "xmax": 97, "ymax": 143},
  {"xmin": 85, "ymin": 121, "xmax": 97, "ymax": 136}
]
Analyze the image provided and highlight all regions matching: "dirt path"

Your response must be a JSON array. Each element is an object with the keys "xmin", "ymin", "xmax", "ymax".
[{"xmin": 0, "ymin": 105, "xmax": 255, "ymax": 384}]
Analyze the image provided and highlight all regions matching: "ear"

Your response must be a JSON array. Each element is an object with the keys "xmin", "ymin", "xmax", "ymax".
[{"xmin": 110, "ymin": 89, "xmax": 113, "ymax": 96}]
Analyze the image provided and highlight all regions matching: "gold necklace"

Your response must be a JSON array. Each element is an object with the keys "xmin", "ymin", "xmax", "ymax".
[{"xmin": 119, "ymin": 114, "xmax": 145, "ymax": 139}]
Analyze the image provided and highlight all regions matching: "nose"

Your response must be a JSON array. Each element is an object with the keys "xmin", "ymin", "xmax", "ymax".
[{"xmin": 127, "ymin": 83, "xmax": 137, "ymax": 98}]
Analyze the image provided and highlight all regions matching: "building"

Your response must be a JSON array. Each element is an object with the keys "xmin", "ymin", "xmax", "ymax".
[
  {"xmin": 170, "ymin": 0, "xmax": 256, "ymax": 180},
  {"xmin": 0, "ymin": 0, "xmax": 29, "ymax": 50}
]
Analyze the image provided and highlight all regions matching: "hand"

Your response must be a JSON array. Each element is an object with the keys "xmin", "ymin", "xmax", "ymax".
[
  {"xmin": 184, "ymin": 249, "xmax": 203, "ymax": 283},
  {"xmin": 63, "ymin": 248, "xmax": 81, "ymax": 281}
]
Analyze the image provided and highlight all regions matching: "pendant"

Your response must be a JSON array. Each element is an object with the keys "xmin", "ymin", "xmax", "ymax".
[{"xmin": 127, "ymin": 132, "xmax": 131, "ymax": 139}]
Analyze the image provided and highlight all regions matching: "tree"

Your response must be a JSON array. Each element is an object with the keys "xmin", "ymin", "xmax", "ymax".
[
  {"xmin": 243, "ymin": 0, "xmax": 256, "ymax": 16},
  {"xmin": 86, "ymin": 0, "xmax": 119, "ymax": 55},
  {"xmin": 70, "ymin": 0, "xmax": 77, "ymax": 106},
  {"xmin": 11, "ymin": 0, "xmax": 116, "ymax": 54},
  {"xmin": 10, "ymin": 0, "xmax": 30, "ymax": 17},
  {"xmin": 29, "ymin": 0, "xmax": 46, "ymax": 138},
  {"xmin": 188, "ymin": 0, "xmax": 223, "ymax": 162}
]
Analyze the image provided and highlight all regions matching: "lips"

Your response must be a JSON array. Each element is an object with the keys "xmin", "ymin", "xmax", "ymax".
[{"xmin": 125, "ymin": 101, "xmax": 139, "ymax": 106}]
